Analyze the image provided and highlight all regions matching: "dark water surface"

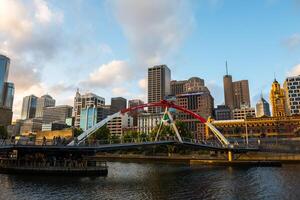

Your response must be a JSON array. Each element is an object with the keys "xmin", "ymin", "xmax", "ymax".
[{"xmin": 0, "ymin": 162, "xmax": 299, "ymax": 200}]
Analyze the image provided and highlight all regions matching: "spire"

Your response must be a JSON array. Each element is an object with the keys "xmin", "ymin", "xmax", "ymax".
[{"xmin": 226, "ymin": 61, "xmax": 228, "ymax": 75}]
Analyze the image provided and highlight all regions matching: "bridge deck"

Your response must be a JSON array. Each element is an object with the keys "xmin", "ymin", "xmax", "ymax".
[{"xmin": 0, "ymin": 141, "xmax": 259, "ymax": 153}]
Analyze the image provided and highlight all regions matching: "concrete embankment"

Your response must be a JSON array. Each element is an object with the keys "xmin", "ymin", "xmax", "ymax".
[{"xmin": 94, "ymin": 152, "xmax": 300, "ymax": 166}]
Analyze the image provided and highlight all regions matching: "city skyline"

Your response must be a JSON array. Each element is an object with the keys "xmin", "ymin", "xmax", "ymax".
[{"xmin": 1, "ymin": 0, "xmax": 300, "ymax": 120}]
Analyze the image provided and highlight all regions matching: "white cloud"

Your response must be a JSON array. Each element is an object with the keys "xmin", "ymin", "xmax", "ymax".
[
  {"xmin": 138, "ymin": 78, "xmax": 147, "ymax": 91},
  {"xmin": 287, "ymin": 64, "xmax": 300, "ymax": 77},
  {"xmin": 0, "ymin": 0, "xmax": 64, "ymax": 119},
  {"xmin": 112, "ymin": 87, "xmax": 131, "ymax": 96},
  {"xmin": 81, "ymin": 60, "xmax": 133, "ymax": 88},
  {"xmin": 110, "ymin": 0, "xmax": 194, "ymax": 67}
]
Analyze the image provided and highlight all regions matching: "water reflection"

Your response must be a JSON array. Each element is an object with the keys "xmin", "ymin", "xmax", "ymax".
[{"xmin": 0, "ymin": 163, "xmax": 299, "ymax": 200}]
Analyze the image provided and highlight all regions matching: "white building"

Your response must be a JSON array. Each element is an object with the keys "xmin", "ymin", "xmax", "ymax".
[
  {"xmin": 137, "ymin": 113, "xmax": 163, "ymax": 134},
  {"xmin": 284, "ymin": 76, "xmax": 300, "ymax": 115},
  {"xmin": 107, "ymin": 114, "xmax": 133, "ymax": 137},
  {"xmin": 232, "ymin": 106, "xmax": 255, "ymax": 120},
  {"xmin": 73, "ymin": 90, "xmax": 105, "ymax": 128}
]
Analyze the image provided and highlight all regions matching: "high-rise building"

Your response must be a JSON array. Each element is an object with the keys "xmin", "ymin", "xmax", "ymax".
[
  {"xmin": 232, "ymin": 106, "xmax": 256, "ymax": 120},
  {"xmin": 184, "ymin": 77, "xmax": 205, "ymax": 93},
  {"xmin": 35, "ymin": 94, "xmax": 56, "ymax": 118},
  {"xmin": 171, "ymin": 80, "xmax": 187, "ymax": 96},
  {"xmin": 107, "ymin": 114, "xmax": 133, "ymax": 137},
  {"xmin": 42, "ymin": 105, "xmax": 73, "ymax": 124},
  {"xmin": 0, "ymin": 55, "xmax": 9, "ymax": 107},
  {"xmin": 80, "ymin": 105, "xmax": 111, "ymax": 131},
  {"xmin": 171, "ymin": 77, "xmax": 206, "ymax": 96},
  {"xmin": 111, "ymin": 97, "xmax": 127, "ymax": 114},
  {"xmin": 148, "ymin": 65, "xmax": 171, "ymax": 113},
  {"xmin": 3, "ymin": 82, "xmax": 14, "ymax": 109},
  {"xmin": 128, "ymin": 99, "xmax": 145, "ymax": 126},
  {"xmin": 283, "ymin": 76, "xmax": 300, "ymax": 115},
  {"xmin": 73, "ymin": 90, "xmax": 105, "ymax": 128},
  {"xmin": 0, "ymin": 107, "xmax": 13, "ymax": 126},
  {"xmin": 256, "ymin": 95, "xmax": 271, "ymax": 117},
  {"xmin": 176, "ymin": 91, "xmax": 214, "ymax": 139},
  {"xmin": 21, "ymin": 95, "xmax": 38, "ymax": 119},
  {"xmin": 270, "ymin": 79, "xmax": 288, "ymax": 117},
  {"xmin": 214, "ymin": 105, "xmax": 232, "ymax": 120},
  {"xmin": 223, "ymin": 64, "xmax": 250, "ymax": 109}
]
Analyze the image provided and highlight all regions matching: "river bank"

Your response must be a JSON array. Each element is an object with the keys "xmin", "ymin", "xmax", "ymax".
[{"xmin": 94, "ymin": 152, "xmax": 300, "ymax": 165}]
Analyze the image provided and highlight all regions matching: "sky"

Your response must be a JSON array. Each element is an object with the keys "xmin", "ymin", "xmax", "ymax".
[{"xmin": 0, "ymin": 0, "xmax": 300, "ymax": 120}]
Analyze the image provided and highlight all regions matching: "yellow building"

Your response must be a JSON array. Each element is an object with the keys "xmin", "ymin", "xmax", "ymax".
[
  {"xmin": 207, "ymin": 115, "xmax": 300, "ymax": 138},
  {"xmin": 270, "ymin": 79, "xmax": 287, "ymax": 117},
  {"xmin": 36, "ymin": 129, "xmax": 73, "ymax": 141}
]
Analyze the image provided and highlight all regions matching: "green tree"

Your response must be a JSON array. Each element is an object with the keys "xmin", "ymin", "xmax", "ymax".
[
  {"xmin": 0, "ymin": 126, "xmax": 8, "ymax": 139},
  {"xmin": 175, "ymin": 121, "xmax": 193, "ymax": 139},
  {"xmin": 73, "ymin": 128, "xmax": 83, "ymax": 137},
  {"xmin": 92, "ymin": 124, "xmax": 111, "ymax": 141}
]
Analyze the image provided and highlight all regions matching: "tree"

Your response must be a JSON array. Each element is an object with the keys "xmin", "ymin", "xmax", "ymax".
[
  {"xmin": 92, "ymin": 124, "xmax": 111, "ymax": 141},
  {"xmin": 0, "ymin": 126, "xmax": 8, "ymax": 139},
  {"xmin": 175, "ymin": 121, "xmax": 193, "ymax": 139},
  {"xmin": 73, "ymin": 128, "xmax": 83, "ymax": 137}
]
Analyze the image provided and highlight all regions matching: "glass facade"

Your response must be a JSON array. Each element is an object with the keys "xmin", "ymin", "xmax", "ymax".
[
  {"xmin": 21, "ymin": 95, "xmax": 38, "ymax": 119},
  {"xmin": 3, "ymin": 82, "xmax": 14, "ymax": 109},
  {"xmin": 0, "ymin": 55, "xmax": 10, "ymax": 106},
  {"xmin": 80, "ymin": 107, "xmax": 98, "ymax": 131}
]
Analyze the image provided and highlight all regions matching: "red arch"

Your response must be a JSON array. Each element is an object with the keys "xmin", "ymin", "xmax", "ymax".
[{"xmin": 121, "ymin": 100, "xmax": 207, "ymax": 124}]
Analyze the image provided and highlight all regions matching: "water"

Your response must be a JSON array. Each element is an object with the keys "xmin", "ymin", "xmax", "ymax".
[{"xmin": 0, "ymin": 162, "xmax": 299, "ymax": 200}]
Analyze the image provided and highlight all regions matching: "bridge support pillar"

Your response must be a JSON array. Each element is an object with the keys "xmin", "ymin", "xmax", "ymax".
[{"xmin": 228, "ymin": 150, "xmax": 233, "ymax": 162}]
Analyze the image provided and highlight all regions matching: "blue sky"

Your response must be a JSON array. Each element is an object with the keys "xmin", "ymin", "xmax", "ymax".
[{"xmin": 0, "ymin": 0, "xmax": 300, "ymax": 119}]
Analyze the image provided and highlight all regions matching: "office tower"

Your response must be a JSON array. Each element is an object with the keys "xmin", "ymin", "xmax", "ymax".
[
  {"xmin": 232, "ymin": 106, "xmax": 256, "ymax": 120},
  {"xmin": 171, "ymin": 80, "xmax": 187, "ymax": 96},
  {"xmin": 176, "ymin": 90, "xmax": 214, "ymax": 139},
  {"xmin": 270, "ymin": 79, "xmax": 287, "ymax": 117},
  {"xmin": 21, "ymin": 95, "xmax": 38, "ymax": 119},
  {"xmin": 284, "ymin": 75, "xmax": 300, "ymax": 115},
  {"xmin": 171, "ymin": 77, "xmax": 206, "ymax": 96},
  {"xmin": 256, "ymin": 95, "xmax": 271, "ymax": 117},
  {"xmin": 184, "ymin": 77, "xmax": 205, "ymax": 93},
  {"xmin": 128, "ymin": 99, "xmax": 145, "ymax": 126},
  {"xmin": 42, "ymin": 105, "xmax": 73, "ymax": 124},
  {"xmin": 148, "ymin": 65, "xmax": 171, "ymax": 113},
  {"xmin": 0, "ymin": 55, "xmax": 9, "ymax": 107},
  {"xmin": 3, "ymin": 82, "xmax": 14, "ymax": 109},
  {"xmin": 223, "ymin": 63, "xmax": 250, "ymax": 109},
  {"xmin": 214, "ymin": 105, "xmax": 232, "ymax": 120},
  {"xmin": 111, "ymin": 97, "xmax": 127, "ymax": 114},
  {"xmin": 73, "ymin": 90, "xmax": 105, "ymax": 128},
  {"xmin": 0, "ymin": 107, "xmax": 13, "ymax": 126},
  {"xmin": 80, "ymin": 106, "xmax": 111, "ymax": 131},
  {"xmin": 35, "ymin": 94, "xmax": 56, "ymax": 118}
]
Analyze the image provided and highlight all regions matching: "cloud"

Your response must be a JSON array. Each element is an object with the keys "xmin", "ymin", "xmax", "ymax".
[
  {"xmin": 282, "ymin": 34, "xmax": 300, "ymax": 50},
  {"xmin": 287, "ymin": 64, "xmax": 300, "ymax": 77},
  {"xmin": 109, "ymin": 0, "xmax": 195, "ymax": 67},
  {"xmin": 138, "ymin": 78, "xmax": 147, "ymax": 91},
  {"xmin": 81, "ymin": 60, "xmax": 133, "ymax": 88},
  {"xmin": 0, "ymin": 0, "xmax": 64, "ymax": 119}
]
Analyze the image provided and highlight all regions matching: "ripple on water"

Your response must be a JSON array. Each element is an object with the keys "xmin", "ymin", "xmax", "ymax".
[{"xmin": 0, "ymin": 163, "xmax": 300, "ymax": 200}]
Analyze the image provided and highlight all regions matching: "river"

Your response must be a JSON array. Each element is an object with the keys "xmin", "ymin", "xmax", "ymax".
[{"xmin": 0, "ymin": 162, "xmax": 299, "ymax": 200}]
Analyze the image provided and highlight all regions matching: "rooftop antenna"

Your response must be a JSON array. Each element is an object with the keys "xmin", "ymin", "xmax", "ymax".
[
  {"xmin": 274, "ymin": 72, "xmax": 276, "ymax": 81},
  {"xmin": 226, "ymin": 61, "xmax": 229, "ymax": 75}
]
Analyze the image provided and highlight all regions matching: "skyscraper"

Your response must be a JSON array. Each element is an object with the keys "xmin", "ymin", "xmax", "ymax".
[
  {"xmin": 0, "ymin": 55, "xmax": 9, "ymax": 107},
  {"xmin": 21, "ymin": 95, "xmax": 38, "ymax": 119},
  {"xmin": 3, "ymin": 82, "xmax": 14, "ymax": 109},
  {"xmin": 270, "ymin": 79, "xmax": 287, "ymax": 117},
  {"xmin": 223, "ymin": 63, "xmax": 250, "ymax": 109},
  {"xmin": 35, "ymin": 94, "xmax": 56, "ymax": 118},
  {"xmin": 128, "ymin": 99, "xmax": 145, "ymax": 126},
  {"xmin": 42, "ymin": 105, "xmax": 73, "ymax": 124},
  {"xmin": 73, "ymin": 90, "xmax": 105, "ymax": 128},
  {"xmin": 111, "ymin": 97, "xmax": 127, "ymax": 114},
  {"xmin": 256, "ymin": 95, "xmax": 271, "ymax": 117},
  {"xmin": 148, "ymin": 65, "xmax": 171, "ymax": 113},
  {"xmin": 283, "ymin": 75, "xmax": 300, "ymax": 115}
]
